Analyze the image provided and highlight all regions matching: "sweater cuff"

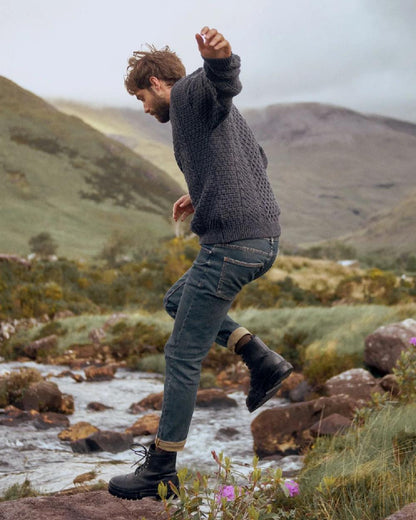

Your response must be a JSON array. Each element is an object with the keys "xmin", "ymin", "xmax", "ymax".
[{"xmin": 203, "ymin": 53, "xmax": 240, "ymax": 70}]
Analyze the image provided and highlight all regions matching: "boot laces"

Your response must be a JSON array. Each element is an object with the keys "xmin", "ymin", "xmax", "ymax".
[{"xmin": 130, "ymin": 443, "xmax": 150, "ymax": 474}]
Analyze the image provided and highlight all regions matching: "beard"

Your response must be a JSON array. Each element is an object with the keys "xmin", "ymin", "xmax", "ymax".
[{"xmin": 150, "ymin": 94, "xmax": 170, "ymax": 123}]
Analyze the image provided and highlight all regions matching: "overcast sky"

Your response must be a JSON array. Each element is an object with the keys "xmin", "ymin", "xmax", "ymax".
[{"xmin": 1, "ymin": 0, "xmax": 416, "ymax": 122}]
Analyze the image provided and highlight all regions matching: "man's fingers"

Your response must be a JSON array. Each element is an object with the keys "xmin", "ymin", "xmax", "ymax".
[{"xmin": 209, "ymin": 33, "xmax": 223, "ymax": 47}]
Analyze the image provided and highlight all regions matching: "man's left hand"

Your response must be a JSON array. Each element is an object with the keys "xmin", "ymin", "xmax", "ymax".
[{"xmin": 195, "ymin": 27, "xmax": 232, "ymax": 60}]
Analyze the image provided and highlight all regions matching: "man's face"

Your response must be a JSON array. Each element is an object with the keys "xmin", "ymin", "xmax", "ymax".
[{"xmin": 135, "ymin": 87, "xmax": 170, "ymax": 123}]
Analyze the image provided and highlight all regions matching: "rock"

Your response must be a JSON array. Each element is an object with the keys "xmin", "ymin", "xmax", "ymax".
[
  {"xmin": 136, "ymin": 392, "xmax": 164, "ymax": 411},
  {"xmin": 58, "ymin": 421, "xmax": 99, "ymax": 442},
  {"xmin": 215, "ymin": 427, "xmax": 239, "ymax": 440},
  {"xmin": 61, "ymin": 394, "xmax": 75, "ymax": 414},
  {"xmin": 54, "ymin": 310, "xmax": 75, "ymax": 320},
  {"xmin": 364, "ymin": 319, "xmax": 416, "ymax": 374},
  {"xmin": 70, "ymin": 431, "xmax": 133, "ymax": 453},
  {"xmin": 289, "ymin": 380, "xmax": 314, "ymax": 403},
  {"xmin": 56, "ymin": 370, "xmax": 85, "ymax": 383},
  {"xmin": 33, "ymin": 412, "xmax": 70, "ymax": 430},
  {"xmin": 128, "ymin": 402, "xmax": 146, "ymax": 414},
  {"xmin": 84, "ymin": 365, "xmax": 116, "ymax": 381},
  {"xmin": 88, "ymin": 328, "xmax": 106, "ymax": 344},
  {"xmin": 196, "ymin": 389, "xmax": 238, "ymax": 408},
  {"xmin": 20, "ymin": 381, "xmax": 63, "ymax": 413},
  {"xmin": 87, "ymin": 401, "xmax": 113, "ymax": 411},
  {"xmin": 24, "ymin": 335, "xmax": 58, "ymax": 360},
  {"xmin": 0, "ymin": 490, "xmax": 168, "ymax": 520},
  {"xmin": 385, "ymin": 503, "xmax": 416, "ymax": 520},
  {"xmin": 310, "ymin": 413, "xmax": 352, "ymax": 436},
  {"xmin": 380, "ymin": 374, "xmax": 400, "ymax": 396},
  {"xmin": 324, "ymin": 368, "xmax": 378, "ymax": 401},
  {"xmin": 72, "ymin": 471, "xmax": 97, "ymax": 485},
  {"xmin": 251, "ymin": 395, "xmax": 357, "ymax": 457},
  {"xmin": 126, "ymin": 413, "xmax": 160, "ymax": 436},
  {"xmin": 103, "ymin": 313, "xmax": 128, "ymax": 329},
  {"xmin": 0, "ymin": 405, "xmax": 39, "ymax": 426}
]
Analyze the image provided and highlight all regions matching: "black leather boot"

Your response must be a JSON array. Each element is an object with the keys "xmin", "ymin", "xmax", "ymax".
[
  {"xmin": 239, "ymin": 336, "xmax": 293, "ymax": 412},
  {"xmin": 108, "ymin": 443, "xmax": 178, "ymax": 500}
]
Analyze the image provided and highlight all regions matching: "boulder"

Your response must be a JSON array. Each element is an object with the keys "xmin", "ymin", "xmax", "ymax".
[
  {"xmin": 71, "ymin": 431, "xmax": 133, "ymax": 453},
  {"xmin": 310, "ymin": 413, "xmax": 352, "ymax": 437},
  {"xmin": 20, "ymin": 381, "xmax": 63, "ymax": 413},
  {"xmin": 323, "ymin": 368, "xmax": 378, "ymax": 401},
  {"xmin": 380, "ymin": 374, "xmax": 400, "ymax": 396},
  {"xmin": 84, "ymin": 365, "xmax": 116, "ymax": 381},
  {"xmin": 196, "ymin": 389, "xmax": 238, "ymax": 408},
  {"xmin": 385, "ymin": 503, "xmax": 416, "ymax": 520},
  {"xmin": 24, "ymin": 335, "xmax": 58, "ymax": 360},
  {"xmin": 216, "ymin": 362, "xmax": 250, "ymax": 392},
  {"xmin": 251, "ymin": 395, "xmax": 356, "ymax": 457},
  {"xmin": 58, "ymin": 421, "xmax": 99, "ymax": 442},
  {"xmin": 126, "ymin": 413, "xmax": 160, "ymax": 436},
  {"xmin": 33, "ymin": 412, "xmax": 70, "ymax": 430},
  {"xmin": 364, "ymin": 319, "xmax": 416, "ymax": 374}
]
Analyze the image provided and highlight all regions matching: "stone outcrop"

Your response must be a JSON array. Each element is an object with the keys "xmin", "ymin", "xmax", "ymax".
[
  {"xmin": 19, "ymin": 381, "xmax": 66, "ymax": 413},
  {"xmin": 58, "ymin": 421, "xmax": 99, "ymax": 442},
  {"xmin": 364, "ymin": 319, "xmax": 416, "ymax": 374},
  {"xmin": 24, "ymin": 335, "xmax": 58, "ymax": 360},
  {"xmin": 251, "ymin": 394, "xmax": 356, "ymax": 457},
  {"xmin": 0, "ymin": 490, "xmax": 168, "ymax": 520}
]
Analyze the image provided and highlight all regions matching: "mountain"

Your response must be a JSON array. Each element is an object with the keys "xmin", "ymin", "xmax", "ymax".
[
  {"xmin": 52, "ymin": 100, "xmax": 416, "ymax": 255},
  {"xmin": 0, "ymin": 77, "xmax": 183, "ymax": 258}
]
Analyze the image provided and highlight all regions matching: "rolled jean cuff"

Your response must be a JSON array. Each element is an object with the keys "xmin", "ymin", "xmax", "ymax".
[
  {"xmin": 227, "ymin": 327, "xmax": 251, "ymax": 352},
  {"xmin": 155, "ymin": 437, "xmax": 186, "ymax": 452}
]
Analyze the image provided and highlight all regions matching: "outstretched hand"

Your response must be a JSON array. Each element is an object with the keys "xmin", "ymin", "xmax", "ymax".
[
  {"xmin": 195, "ymin": 26, "xmax": 232, "ymax": 59},
  {"xmin": 173, "ymin": 194, "xmax": 195, "ymax": 222}
]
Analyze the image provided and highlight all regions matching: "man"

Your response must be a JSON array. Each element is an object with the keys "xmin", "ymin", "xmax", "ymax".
[{"xmin": 108, "ymin": 26, "xmax": 293, "ymax": 500}]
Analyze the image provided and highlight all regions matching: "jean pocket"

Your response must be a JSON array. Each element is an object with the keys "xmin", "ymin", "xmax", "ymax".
[{"xmin": 217, "ymin": 257, "xmax": 264, "ymax": 301}]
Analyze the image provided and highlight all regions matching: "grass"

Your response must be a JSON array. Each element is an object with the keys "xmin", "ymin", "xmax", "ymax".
[{"xmin": 296, "ymin": 403, "xmax": 416, "ymax": 520}]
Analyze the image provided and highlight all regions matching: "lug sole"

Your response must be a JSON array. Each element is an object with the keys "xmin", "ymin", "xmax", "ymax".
[{"xmin": 108, "ymin": 478, "xmax": 178, "ymax": 501}]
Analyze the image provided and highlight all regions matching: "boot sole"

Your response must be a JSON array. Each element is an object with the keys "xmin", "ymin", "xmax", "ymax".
[
  {"xmin": 247, "ymin": 366, "xmax": 293, "ymax": 413},
  {"xmin": 108, "ymin": 481, "xmax": 177, "ymax": 501}
]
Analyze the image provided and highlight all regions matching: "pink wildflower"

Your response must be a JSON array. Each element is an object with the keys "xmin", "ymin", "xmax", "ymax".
[
  {"xmin": 410, "ymin": 337, "xmax": 416, "ymax": 346},
  {"xmin": 216, "ymin": 485, "xmax": 240, "ymax": 503},
  {"xmin": 284, "ymin": 479, "xmax": 299, "ymax": 497}
]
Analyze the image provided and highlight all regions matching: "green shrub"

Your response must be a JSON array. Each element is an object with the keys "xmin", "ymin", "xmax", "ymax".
[
  {"xmin": 0, "ymin": 367, "xmax": 44, "ymax": 407},
  {"xmin": 1, "ymin": 479, "xmax": 39, "ymax": 501}
]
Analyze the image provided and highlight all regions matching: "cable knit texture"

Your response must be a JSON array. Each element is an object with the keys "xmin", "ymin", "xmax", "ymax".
[{"xmin": 170, "ymin": 54, "xmax": 281, "ymax": 244}]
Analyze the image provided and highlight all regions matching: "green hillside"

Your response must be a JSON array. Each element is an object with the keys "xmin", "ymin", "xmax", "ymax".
[{"xmin": 0, "ymin": 77, "xmax": 183, "ymax": 258}]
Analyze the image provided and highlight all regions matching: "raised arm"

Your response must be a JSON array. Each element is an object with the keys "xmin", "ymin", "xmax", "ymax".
[{"xmin": 195, "ymin": 27, "xmax": 232, "ymax": 60}]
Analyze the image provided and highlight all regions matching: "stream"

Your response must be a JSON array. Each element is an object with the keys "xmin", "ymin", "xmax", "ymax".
[{"xmin": 0, "ymin": 361, "xmax": 303, "ymax": 495}]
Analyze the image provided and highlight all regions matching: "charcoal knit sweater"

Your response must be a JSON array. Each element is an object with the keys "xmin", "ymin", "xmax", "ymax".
[{"xmin": 170, "ymin": 53, "xmax": 281, "ymax": 244}]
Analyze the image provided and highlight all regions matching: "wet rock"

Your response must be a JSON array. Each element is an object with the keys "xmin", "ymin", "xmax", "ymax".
[
  {"xmin": 20, "ymin": 381, "xmax": 63, "ymax": 413},
  {"xmin": 56, "ymin": 370, "xmax": 85, "ymax": 383},
  {"xmin": 24, "ymin": 335, "xmax": 58, "ymax": 360},
  {"xmin": 310, "ymin": 413, "xmax": 352, "ymax": 437},
  {"xmin": 128, "ymin": 402, "xmax": 146, "ymax": 414},
  {"xmin": 0, "ymin": 405, "xmax": 39, "ymax": 426},
  {"xmin": 58, "ymin": 421, "xmax": 99, "ymax": 442},
  {"xmin": 84, "ymin": 365, "xmax": 116, "ymax": 381},
  {"xmin": 33, "ymin": 412, "xmax": 71, "ymax": 430},
  {"xmin": 0, "ymin": 490, "xmax": 168, "ymax": 520},
  {"xmin": 323, "ymin": 368, "xmax": 378, "ymax": 401},
  {"xmin": 251, "ymin": 395, "xmax": 357, "ymax": 457},
  {"xmin": 385, "ymin": 503, "xmax": 416, "ymax": 520},
  {"xmin": 215, "ymin": 427, "xmax": 239, "ymax": 440},
  {"xmin": 87, "ymin": 401, "xmax": 113, "ymax": 411},
  {"xmin": 364, "ymin": 319, "xmax": 416, "ymax": 374},
  {"xmin": 136, "ymin": 392, "xmax": 164, "ymax": 411},
  {"xmin": 71, "ymin": 431, "xmax": 133, "ymax": 453},
  {"xmin": 196, "ymin": 389, "xmax": 238, "ymax": 408},
  {"xmin": 126, "ymin": 413, "xmax": 160, "ymax": 436},
  {"xmin": 61, "ymin": 394, "xmax": 75, "ymax": 414}
]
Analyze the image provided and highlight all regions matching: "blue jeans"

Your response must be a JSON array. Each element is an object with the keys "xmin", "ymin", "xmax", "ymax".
[{"xmin": 155, "ymin": 237, "xmax": 279, "ymax": 451}]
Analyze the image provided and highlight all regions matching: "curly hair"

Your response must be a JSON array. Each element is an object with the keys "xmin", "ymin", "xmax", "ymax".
[{"xmin": 125, "ymin": 45, "xmax": 186, "ymax": 94}]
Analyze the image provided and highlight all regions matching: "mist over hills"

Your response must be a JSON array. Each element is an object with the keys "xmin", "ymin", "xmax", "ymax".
[
  {"xmin": 0, "ymin": 76, "xmax": 182, "ymax": 258},
  {"xmin": 53, "ymin": 99, "xmax": 416, "ymax": 256}
]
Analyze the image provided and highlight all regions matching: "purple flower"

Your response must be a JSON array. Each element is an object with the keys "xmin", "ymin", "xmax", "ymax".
[
  {"xmin": 284, "ymin": 479, "xmax": 299, "ymax": 497},
  {"xmin": 216, "ymin": 485, "xmax": 239, "ymax": 503},
  {"xmin": 410, "ymin": 337, "xmax": 416, "ymax": 346}
]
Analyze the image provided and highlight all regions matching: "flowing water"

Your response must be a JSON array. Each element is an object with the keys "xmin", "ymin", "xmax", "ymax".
[{"xmin": 0, "ymin": 361, "xmax": 303, "ymax": 495}]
